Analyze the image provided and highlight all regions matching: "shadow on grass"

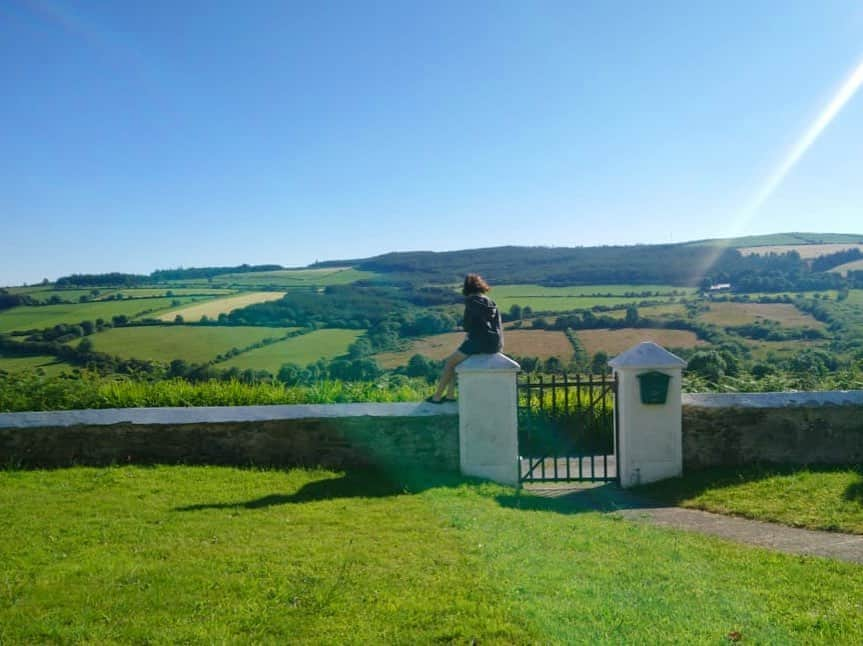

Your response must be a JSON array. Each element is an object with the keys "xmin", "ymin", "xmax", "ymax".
[
  {"xmin": 174, "ymin": 467, "xmax": 469, "ymax": 512},
  {"xmin": 635, "ymin": 463, "xmax": 863, "ymax": 507},
  {"xmin": 496, "ymin": 483, "xmax": 659, "ymax": 516}
]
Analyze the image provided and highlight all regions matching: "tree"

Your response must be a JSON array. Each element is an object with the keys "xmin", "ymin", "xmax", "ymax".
[
  {"xmin": 76, "ymin": 338, "xmax": 93, "ymax": 353},
  {"xmin": 406, "ymin": 354, "xmax": 432, "ymax": 378},
  {"xmin": 522, "ymin": 305, "xmax": 533, "ymax": 318},
  {"xmin": 508, "ymin": 304, "xmax": 522, "ymax": 321},
  {"xmin": 174, "ymin": 315, "xmax": 184, "ymax": 324},
  {"xmin": 624, "ymin": 305, "xmax": 639, "ymax": 326},
  {"xmin": 590, "ymin": 351, "xmax": 609, "ymax": 375}
]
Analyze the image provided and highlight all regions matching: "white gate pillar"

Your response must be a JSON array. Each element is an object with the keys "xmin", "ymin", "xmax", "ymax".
[
  {"xmin": 455, "ymin": 353, "xmax": 521, "ymax": 486},
  {"xmin": 609, "ymin": 342, "xmax": 686, "ymax": 488}
]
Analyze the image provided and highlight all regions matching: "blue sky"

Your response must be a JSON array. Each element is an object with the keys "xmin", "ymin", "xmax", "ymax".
[{"xmin": 2, "ymin": 1, "xmax": 863, "ymax": 285}]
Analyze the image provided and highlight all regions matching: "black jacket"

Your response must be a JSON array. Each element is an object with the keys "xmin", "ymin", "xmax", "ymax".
[{"xmin": 463, "ymin": 294, "xmax": 503, "ymax": 351}]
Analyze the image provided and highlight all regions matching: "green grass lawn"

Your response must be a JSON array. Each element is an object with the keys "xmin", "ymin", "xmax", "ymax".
[
  {"xmin": 220, "ymin": 328, "xmax": 363, "ymax": 371},
  {"xmin": 637, "ymin": 465, "xmax": 863, "ymax": 534},
  {"xmin": 78, "ymin": 325, "xmax": 301, "ymax": 364},
  {"xmin": 1, "ymin": 467, "xmax": 861, "ymax": 643},
  {"xmin": 0, "ymin": 297, "xmax": 208, "ymax": 333}
]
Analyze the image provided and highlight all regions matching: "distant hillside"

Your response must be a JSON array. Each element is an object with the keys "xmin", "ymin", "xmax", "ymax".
[{"xmin": 683, "ymin": 232, "xmax": 863, "ymax": 248}]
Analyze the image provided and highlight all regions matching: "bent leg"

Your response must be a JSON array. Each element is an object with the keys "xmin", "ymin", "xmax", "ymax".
[{"xmin": 431, "ymin": 351, "xmax": 467, "ymax": 401}]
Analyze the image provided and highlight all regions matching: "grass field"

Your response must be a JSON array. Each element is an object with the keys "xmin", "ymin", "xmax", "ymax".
[
  {"xmin": 699, "ymin": 302, "xmax": 823, "ymax": 328},
  {"xmin": 79, "ymin": 325, "xmax": 300, "ymax": 364},
  {"xmin": 738, "ymin": 243, "xmax": 863, "ymax": 259},
  {"xmin": 605, "ymin": 303, "xmax": 687, "ymax": 319},
  {"xmin": 177, "ymin": 267, "xmax": 379, "ymax": 289},
  {"xmin": 576, "ymin": 328, "xmax": 703, "ymax": 355},
  {"xmin": 490, "ymin": 284, "xmax": 690, "ymax": 313},
  {"xmin": 1, "ymin": 466, "xmax": 861, "ymax": 643},
  {"xmin": 831, "ymin": 258, "xmax": 863, "ymax": 276},
  {"xmin": 639, "ymin": 465, "xmax": 863, "ymax": 534},
  {"xmin": 157, "ymin": 292, "xmax": 286, "ymax": 322},
  {"xmin": 220, "ymin": 329, "xmax": 363, "ymax": 371},
  {"xmin": 0, "ymin": 354, "xmax": 72, "ymax": 376},
  {"xmin": 0, "ymin": 297, "xmax": 206, "ymax": 333},
  {"xmin": 374, "ymin": 329, "xmax": 574, "ymax": 368},
  {"xmin": 747, "ymin": 339, "xmax": 830, "ymax": 360}
]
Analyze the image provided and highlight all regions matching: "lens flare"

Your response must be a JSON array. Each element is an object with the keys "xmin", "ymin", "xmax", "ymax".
[{"xmin": 696, "ymin": 53, "xmax": 863, "ymax": 281}]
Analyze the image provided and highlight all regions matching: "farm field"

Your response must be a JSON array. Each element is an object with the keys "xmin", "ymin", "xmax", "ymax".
[
  {"xmin": 831, "ymin": 258, "xmax": 863, "ymax": 276},
  {"xmin": 158, "ymin": 292, "xmax": 286, "ymax": 322},
  {"xmin": 747, "ymin": 339, "xmax": 831, "ymax": 361},
  {"xmin": 0, "ymin": 297, "xmax": 206, "ymax": 333},
  {"xmin": 1, "ymin": 467, "xmax": 861, "ymax": 644},
  {"xmin": 605, "ymin": 303, "xmax": 687, "ymax": 319},
  {"xmin": 177, "ymin": 267, "xmax": 379, "ymax": 289},
  {"xmin": 220, "ymin": 328, "xmax": 363, "ymax": 372},
  {"xmin": 493, "ymin": 284, "xmax": 693, "ymax": 297},
  {"xmin": 576, "ymin": 328, "xmax": 704, "ymax": 355},
  {"xmin": 375, "ymin": 329, "xmax": 575, "ymax": 368},
  {"xmin": 699, "ymin": 302, "xmax": 823, "ymax": 328},
  {"xmin": 0, "ymin": 354, "xmax": 72, "ymax": 376},
  {"xmin": 737, "ymin": 243, "xmax": 863, "ymax": 259},
  {"xmin": 79, "ymin": 326, "xmax": 301, "ymax": 364},
  {"xmin": 493, "ymin": 294, "xmax": 677, "ymax": 314}
]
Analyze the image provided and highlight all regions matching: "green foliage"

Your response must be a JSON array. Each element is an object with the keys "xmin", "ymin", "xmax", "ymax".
[{"xmin": 0, "ymin": 372, "xmax": 431, "ymax": 412}]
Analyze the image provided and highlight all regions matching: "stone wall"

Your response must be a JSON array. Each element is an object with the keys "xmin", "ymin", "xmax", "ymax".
[
  {"xmin": 682, "ymin": 391, "xmax": 863, "ymax": 469},
  {"xmin": 0, "ymin": 403, "xmax": 459, "ymax": 471}
]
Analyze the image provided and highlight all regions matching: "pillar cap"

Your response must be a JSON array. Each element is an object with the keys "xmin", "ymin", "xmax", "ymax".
[
  {"xmin": 455, "ymin": 352, "xmax": 521, "ymax": 373},
  {"xmin": 608, "ymin": 342, "xmax": 686, "ymax": 369}
]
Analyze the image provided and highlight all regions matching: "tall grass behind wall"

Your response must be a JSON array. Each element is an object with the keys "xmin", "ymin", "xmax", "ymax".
[
  {"xmin": 0, "ymin": 372, "xmax": 433, "ymax": 412},
  {"xmin": 517, "ymin": 375, "xmax": 615, "ymax": 456}
]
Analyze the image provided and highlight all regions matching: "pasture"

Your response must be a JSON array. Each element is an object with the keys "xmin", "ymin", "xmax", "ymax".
[
  {"xmin": 79, "ymin": 326, "xmax": 300, "ymax": 365},
  {"xmin": 738, "ymin": 243, "xmax": 863, "ymax": 259},
  {"xmin": 605, "ymin": 303, "xmax": 686, "ymax": 319},
  {"xmin": 491, "ymin": 284, "xmax": 691, "ymax": 313},
  {"xmin": 177, "ymin": 267, "xmax": 378, "ymax": 289},
  {"xmin": 158, "ymin": 292, "xmax": 287, "ymax": 322},
  {"xmin": 699, "ymin": 302, "xmax": 823, "ymax": 328},
  {"xmin": 831, "ymin": 258, "xmax": 863, "ymax": 276},
  {"xmin": 375, "ymin": 329, "xmax": 574, "ymax": 368},
  {"xmin": 576, "ymin": 328, "xmax": 703, "ymax": 355},
  {"xmin": 220, "ymin": 328, "xmax": 363, "ymax": 372},
  {"xmin": 0, "ymin": 354, "xmax": 71, "ymax": 376},
  {"xmin": 0, "ymin": 297, "xmax": 206, "ymax": 333},
  {"xmin": 1, "ymin": 466, "xmax": 861, "ymax": 643}
]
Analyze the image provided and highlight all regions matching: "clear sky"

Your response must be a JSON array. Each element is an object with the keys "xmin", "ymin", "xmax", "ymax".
[{"xmin": 2, "ymin": 1, "xmax": 863, "ymax": 285}]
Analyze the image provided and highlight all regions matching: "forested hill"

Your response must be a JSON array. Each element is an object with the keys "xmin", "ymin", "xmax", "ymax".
[{"xmin": 313, "ymin": 242, "xmax": 854, "ymax": 290}]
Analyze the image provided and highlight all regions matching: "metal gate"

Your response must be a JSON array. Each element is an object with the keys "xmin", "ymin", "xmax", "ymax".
[{"xmin": 517, "ymin": 372, "xmax": 618, "ymax": 483}]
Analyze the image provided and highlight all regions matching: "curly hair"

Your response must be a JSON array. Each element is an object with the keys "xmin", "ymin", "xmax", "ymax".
[{"xmin": 462, "ymin": 273, "xmax": 491, "ymax": 295}]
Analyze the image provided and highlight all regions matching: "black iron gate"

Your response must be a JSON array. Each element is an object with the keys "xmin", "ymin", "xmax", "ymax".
[{"xmin": 517, "ymin": 372, "xmax": 618, "ymax": 483}]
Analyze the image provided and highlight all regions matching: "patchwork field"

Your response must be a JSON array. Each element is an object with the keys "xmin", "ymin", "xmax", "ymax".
[
  {"xmin": 576, "ymin": 328, "xmax": 703, "ymax": 355},
  {"xmin": 699, "ymin": 302, "xmax": 823, "ymax": 328},
  {"xmin": 831, "ymin": 259, "xmax": 863, "ymax": 276},
  {"xmin": 489, "ymin": 284, "xmax": 691, "ymax": 313},
  {"xmin": 178, "ymin": 267, "xmax": 379, "ymax": 289},
  {"xmin": 738, "ymin": 243, "xmax": 863, "ymax": 259},
  {"xmin": 0, "ymin": 354, "xmax": 72, "ymax": 376},
  {"xmin": 80, "ymin": 326, "xmax": 300, "ymax": 364},
  {"xmin": 158, "ymin": 292, "xmax": 287, "ymax": 322},
  {"xmin": 375, "ymin": 330, "xmax": 574, "ymax": 368},
  {"xmin": 605, "ymin": 303, "xmax": 687, "ymax": 319},
  {"xmin": 220, "ymin": 328, "xmax": 363, "ymax": 371},
  {"xmin": 0, "ymin": 297, "xmax": 206, "ymax": 333}
]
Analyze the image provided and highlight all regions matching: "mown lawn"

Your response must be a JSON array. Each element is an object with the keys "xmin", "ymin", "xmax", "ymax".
[
  {"xmin": 1, "ymin": 466, "xmax": 861, "ymax": 643},
  {"xmin": 638, "ymin": 465, "xmax": 863, "ymax": 534}
]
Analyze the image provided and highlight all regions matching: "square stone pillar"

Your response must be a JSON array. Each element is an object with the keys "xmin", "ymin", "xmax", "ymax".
[
  {"xmin": 455, "ymin": 353, "xmax": 521, "ymax": 486},
  {"xmin": 609, "ymin": 342, "xmax": 686, "ymax": 488}
]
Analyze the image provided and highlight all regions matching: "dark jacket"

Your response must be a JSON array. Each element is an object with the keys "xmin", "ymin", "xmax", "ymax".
[{"xmin": 463, "ymin": 294, "xmax": 503, "ymax": 352}]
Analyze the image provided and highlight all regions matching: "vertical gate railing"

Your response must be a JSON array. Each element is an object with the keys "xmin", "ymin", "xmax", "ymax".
[{"xmin": 517, "ymin": 371, "xmax": 618, "ymax": 483}]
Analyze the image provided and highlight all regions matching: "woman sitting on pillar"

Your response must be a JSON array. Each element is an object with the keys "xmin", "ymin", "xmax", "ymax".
[{"xmin": 427, "ymin": 273, "xmax": 503, "ymax": 403}]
